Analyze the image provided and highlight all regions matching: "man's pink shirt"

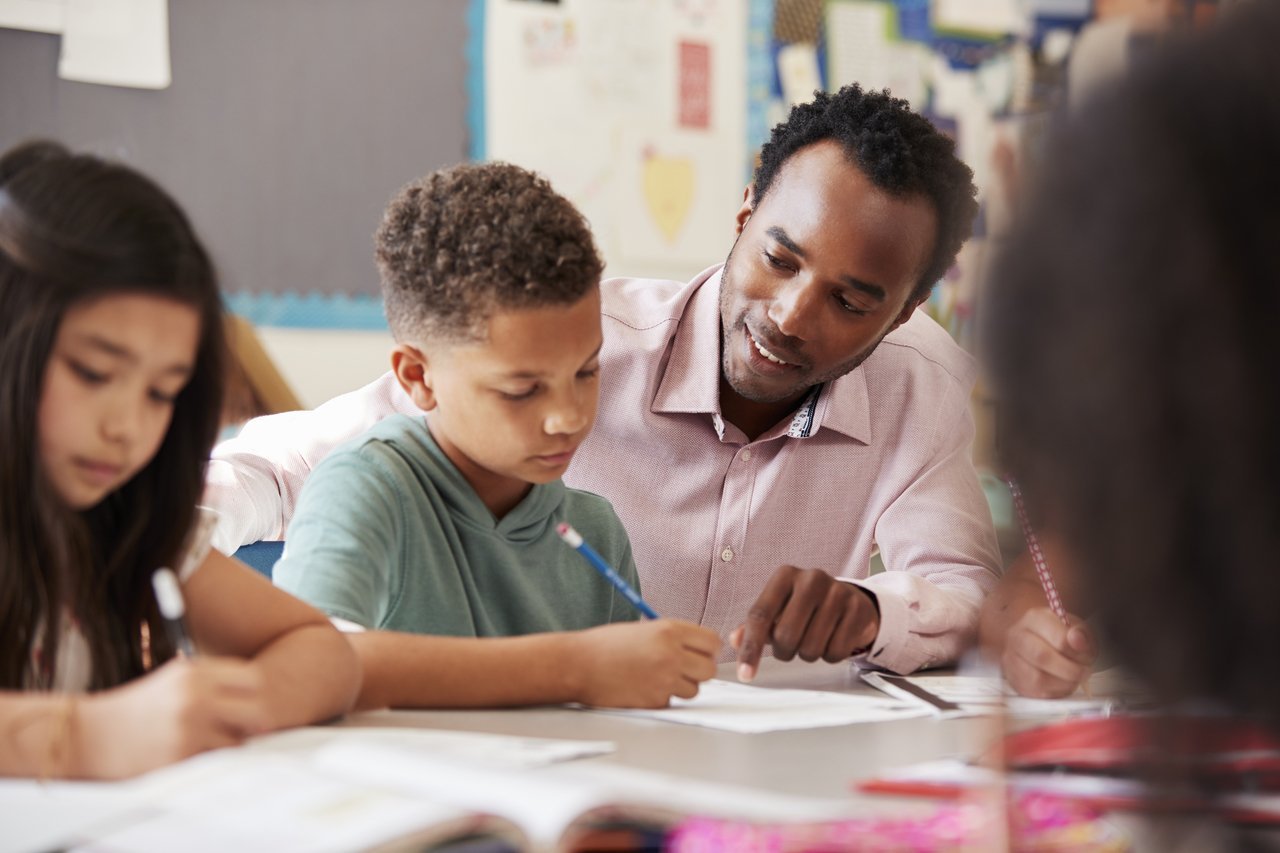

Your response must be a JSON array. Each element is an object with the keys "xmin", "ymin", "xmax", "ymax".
[{"xmin": 206, "ymin": 266, "xmax": 1000, "ymax": 673}]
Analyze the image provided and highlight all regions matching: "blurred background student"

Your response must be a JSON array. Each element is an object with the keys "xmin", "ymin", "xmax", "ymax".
[{"xmin": 984, "ymin": 0, "xmax": 1280, "ymax": 835}]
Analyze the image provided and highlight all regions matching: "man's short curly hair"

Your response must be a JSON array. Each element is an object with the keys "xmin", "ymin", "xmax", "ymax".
[
  {"xmin": 753, "ymin": 85, "xmax": 978, "ymax": 301},
  {"xmin": 375, "ymin": 162, "xmax": 603, "ymax": 344}
]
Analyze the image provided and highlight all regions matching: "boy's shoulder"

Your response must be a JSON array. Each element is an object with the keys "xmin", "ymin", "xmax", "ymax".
[
  {"xmin": 311, "ymin": 413, "xmax": 434, "ymax": 485},
  {"xmin": 558, "ymin": 486, "xmax": 631, "ymax": 556}
]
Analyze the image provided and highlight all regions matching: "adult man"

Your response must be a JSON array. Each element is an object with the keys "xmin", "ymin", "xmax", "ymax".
[{"xmin": 207, "ymin": 85, "xmax": 1000, "ymax": 677}]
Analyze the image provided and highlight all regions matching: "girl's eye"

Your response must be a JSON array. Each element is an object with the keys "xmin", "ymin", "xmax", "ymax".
[
  {"xmin": 70, "ymin": 362, "xmax": 108, "ymax": 384},
  {"xmin": 148, "ymin": 389, "xmax": 179, "ymax": 404}
]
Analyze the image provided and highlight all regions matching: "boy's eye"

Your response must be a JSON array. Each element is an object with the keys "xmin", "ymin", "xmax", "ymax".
[
  {"xmin": 576, "ymin": 367, "xmax": 599, "ymax": 380},
  {"xmin": 499, "ymin": 386, "xmax": 539, "ymax": 402}
]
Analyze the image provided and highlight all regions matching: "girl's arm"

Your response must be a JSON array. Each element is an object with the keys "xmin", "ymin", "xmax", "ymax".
[{"xmin": 182, "ymin": 549, "xmax": 361, "ymax": 729}]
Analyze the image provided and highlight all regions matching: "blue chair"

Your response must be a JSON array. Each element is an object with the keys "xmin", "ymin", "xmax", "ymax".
[{"xmin": 233, "ymin": 541, "xmax": 285, "ymax": 579}]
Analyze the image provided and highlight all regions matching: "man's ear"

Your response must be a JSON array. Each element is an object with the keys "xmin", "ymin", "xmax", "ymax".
[
  {"xmin": 889, "ymin": 294, "xmax": 927, "ymax": 333},
  {"xmin": 734, "ymin": 185, "xmax": 755, "ymax": 236},
  {"xmin": 390, "ymin": 343, "xmax": 438, "ymax": 412}
]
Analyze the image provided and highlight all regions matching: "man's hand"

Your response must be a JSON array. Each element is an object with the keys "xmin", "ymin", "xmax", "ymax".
[
  {"xmin": 730, "ymin": 565, "xmax": 879, "ymax": 683},
  {"xmin": 1002, "ymin": 607, "xmax": 1096, "ymax": 698}
]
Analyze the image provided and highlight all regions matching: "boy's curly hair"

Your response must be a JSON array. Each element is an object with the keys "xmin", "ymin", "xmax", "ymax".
[
  {"xmin": 753, "ymin": 84, "xmax": 978, "ymax": 301},
  {"xmin": 375, "ymin": 162, "xmax": 603, "ymax": 343}
]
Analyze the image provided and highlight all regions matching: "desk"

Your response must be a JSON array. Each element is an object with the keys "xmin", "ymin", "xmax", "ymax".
[{"xmin": 333, "ymin": 659, "xmax": 998, "ymax": 801}]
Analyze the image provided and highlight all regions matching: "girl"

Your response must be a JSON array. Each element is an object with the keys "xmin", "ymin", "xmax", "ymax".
[{"xmin": 0, "ymin": 141, "xmax": 360, "ymax": 779}]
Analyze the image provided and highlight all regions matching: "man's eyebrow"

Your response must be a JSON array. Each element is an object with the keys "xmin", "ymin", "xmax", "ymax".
[
  {"xmin": 840, "ymin": 276, "xmax": 887, "ymax": 302},
  {"xmin": 766, "ymin": 226, "xmax": 887, "ymax": 302},
  {"xmin": 765, "ymin": 226, "xmax": 806, "ymax": 259}
]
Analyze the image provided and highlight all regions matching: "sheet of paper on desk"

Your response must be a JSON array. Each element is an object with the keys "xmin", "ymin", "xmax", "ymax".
[
  {"xmin": 862, "ymin": 668, "xmax": 1145, "ymax": 717},
  {"xmin": 585, "ymin": 678, "xmax": 929, "ymax": 733},
  {"xmin": 261, "ymin": 724, "xmax": 615, "ymax": 769}
]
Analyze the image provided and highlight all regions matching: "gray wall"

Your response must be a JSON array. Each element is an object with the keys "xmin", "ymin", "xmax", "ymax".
[{"xmin": 0, "ymin": 1, "xmax": 469, "ymax": 298}]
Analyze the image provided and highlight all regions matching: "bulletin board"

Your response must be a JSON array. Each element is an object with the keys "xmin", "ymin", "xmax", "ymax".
[
  {"xmin": 476, "ymin": 0, "xmax": 753, "ymax": 283},
  {"xmin": 0, "ymin": 1, "xmax": 470, "ymax": 329}
]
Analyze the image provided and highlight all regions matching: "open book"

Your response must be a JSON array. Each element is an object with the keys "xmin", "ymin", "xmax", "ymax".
[{"xmin": 5, "ymin": 725, "xmax": 861, "ymax": 853}]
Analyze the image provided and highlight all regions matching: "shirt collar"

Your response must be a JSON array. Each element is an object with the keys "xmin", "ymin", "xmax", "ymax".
[{"xmin": 651, "ymin": 265, "xmax": 873, "ymax": 445}]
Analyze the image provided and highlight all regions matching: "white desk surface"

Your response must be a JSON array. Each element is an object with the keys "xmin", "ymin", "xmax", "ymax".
[{"xmin": 333, "ymin": 658, "xmax": 999, "ymax": 800}]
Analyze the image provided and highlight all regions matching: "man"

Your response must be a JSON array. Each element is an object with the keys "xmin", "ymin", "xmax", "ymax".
[{"xmin": 207, "ymin": 84, "xmax": 1000, "ymax": 678}]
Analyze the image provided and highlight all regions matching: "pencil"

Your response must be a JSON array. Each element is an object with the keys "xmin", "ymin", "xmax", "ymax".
[
  {"xmin": 1005, "ymin": 478, "xmax": 1092, "ymax": 698},
  {"xmin": 556, "ymin": 522, "xmax": 659, "ymax": 619}
]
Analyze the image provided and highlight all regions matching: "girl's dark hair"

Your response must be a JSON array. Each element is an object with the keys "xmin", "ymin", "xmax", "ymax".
[
  {"xmin": 0, "ymin": 140, "xmax": 225, "ymax": 690},
  {"xmin": 986, "ymin": 5, "xmax": 1280, "ymax": 723}
]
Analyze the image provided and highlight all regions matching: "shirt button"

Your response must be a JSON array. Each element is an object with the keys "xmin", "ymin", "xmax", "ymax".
[
  {"xmin": 721, "ymin": 547, "xmax": 734, "ymax": 562},
  {"xmin": 740, "ymin": 449, "xmax": 753, "ymax": 462}
]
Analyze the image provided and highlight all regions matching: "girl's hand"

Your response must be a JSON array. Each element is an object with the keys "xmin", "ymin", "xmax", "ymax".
[
  {"xmin": 75, "ymin": 656, "xmax": 270, "ymax": 779},
  {"xmin": 569, "ymin": 619, "xmax": 720, "ymax": 709}
]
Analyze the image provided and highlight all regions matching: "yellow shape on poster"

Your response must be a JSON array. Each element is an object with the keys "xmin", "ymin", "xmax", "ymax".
[{"xmin": 642, "ymin": 155, "xmax": 695, "ymax": 243}]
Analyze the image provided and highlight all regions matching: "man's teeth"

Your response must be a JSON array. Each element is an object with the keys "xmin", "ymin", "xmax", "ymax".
[{"xmin": 753, "ymin": 335, "xmax": 791, "ymax": 365}]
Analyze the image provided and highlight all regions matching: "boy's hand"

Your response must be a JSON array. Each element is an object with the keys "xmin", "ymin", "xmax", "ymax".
[
  {"xmin": 1002, "ymin": 607, "xmax": 1096, "ymax": 698},
  {"xmin": 571, "ymin": 619, "xmax": 720, "ymax": 709},
  {"xmin": 77, "ymin": 657, "xmax": 271, "ymax": 779},
  {"xmin": 732, "ymin": 566, "xmax": 879, "ymax": 683}
]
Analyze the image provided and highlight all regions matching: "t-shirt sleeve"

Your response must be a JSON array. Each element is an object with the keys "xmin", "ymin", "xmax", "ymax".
[
  {"xmin": 572, "ymin": 492, "xmax": 642, "ymax": 624},
  {"xmin": 271, "ymin": 447, "xmax": 403, "ymax": 628}
]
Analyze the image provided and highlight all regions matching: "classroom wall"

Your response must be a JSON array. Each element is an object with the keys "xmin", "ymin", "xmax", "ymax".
[{"xmin": 1, "ymin": 1, "xmax": 469, "ymax": 405}]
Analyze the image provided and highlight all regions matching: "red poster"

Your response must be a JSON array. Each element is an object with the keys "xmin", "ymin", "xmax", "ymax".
[{"xmin": 678, "ymin": 41, "xmax": 711, "ymax": 130}]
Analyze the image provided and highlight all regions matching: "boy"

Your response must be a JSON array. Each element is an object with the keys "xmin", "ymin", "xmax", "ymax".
[{"xmin": 272, "ymin": 163, "xmax": 720, "ymax": 710}]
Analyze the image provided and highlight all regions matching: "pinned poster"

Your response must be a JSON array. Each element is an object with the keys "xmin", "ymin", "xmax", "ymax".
[
  {"xmin": 0, "ymin": 0, "xmax": 65, "ymax": 33},
  {"xmin": 678, "ymin": 40, "xmax": 711, "ymax": 129},
  {"xmin": 642, "ymin": 148, "xmax": 695, "ymax": 243},
  {"xmin": 617, "ymin": 129, "xmax": 741, "ymax": 270},
  {"xmin": 58, "ymin": 0, "xmax": 171, "ymax": 89}
]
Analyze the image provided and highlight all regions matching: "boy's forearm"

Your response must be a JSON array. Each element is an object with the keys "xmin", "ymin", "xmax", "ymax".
[
  {"xmin": 348, "ymin": 631, "xmax": 585, "ymax": 711},
  {"xmin": 252, "ymin": 624, "xmax": 362, "ymax": 727}
]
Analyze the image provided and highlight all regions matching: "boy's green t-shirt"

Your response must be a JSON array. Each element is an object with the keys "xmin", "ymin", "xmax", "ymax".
[{"xmin": 272, "ymin": 414, "xmax": 641, "ymax": 635}]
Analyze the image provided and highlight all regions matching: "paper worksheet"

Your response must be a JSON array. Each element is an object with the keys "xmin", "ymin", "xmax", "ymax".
[
  {"xmin": 862, "ymin": 668, "xmax": 1146, "ymax": 717},
  {"xmin": 584, "ymin": 678, "xmax": 929, "ymax": 733}
]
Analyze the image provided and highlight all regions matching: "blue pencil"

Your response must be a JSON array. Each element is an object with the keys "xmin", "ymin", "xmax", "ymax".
[{"xmin": 556, "ymin": 522, "xmax": 659, "ymax": 619}]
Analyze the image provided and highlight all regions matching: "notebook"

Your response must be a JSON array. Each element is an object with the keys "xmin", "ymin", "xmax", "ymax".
[{"xmin": 3, "ymin": 725, "xmax": 861, "ymax": 853}]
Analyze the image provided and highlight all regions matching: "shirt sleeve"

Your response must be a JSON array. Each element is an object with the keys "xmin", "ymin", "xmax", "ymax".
[
  {"xmin": 203, "ymin": 371, "xmax": 419, "ymax": 554},
  {"xmin": 176, "ymin": 507, "xmax": 219, "ymax": 583},
  {"xmin": 850, "ymin": 380, "xmax": 1002, "ymax": 675},
  {"xmin": 270, "ymin": 448, "xmax": 404, "ymax": 629}
]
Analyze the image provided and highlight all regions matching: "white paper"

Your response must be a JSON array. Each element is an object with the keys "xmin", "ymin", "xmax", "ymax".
[
  {"xmin": 862, "ymin": 669, "xmax": 1145, "ymax": 718},
  {"xmin": 58, "ymin": 0, "xmax": 170, "ymax": 90},
  {"xmin": 0, "ymin": 726, "xmax": 613, "ymax": 853},
  {"xmin": 933, "ymin": 0, "xmax": 1028, "ymax": 36},
  {"xmin": 0, "ymin": 779, "xmax": 140, "ymax": 853},
  {"xmin": 0, "ymin": 0, "xmax": 64, "ymax": 33},
  {"xmin": 304, "ymin": 725, "xmax": 615, "ymax": 770},
  {"xmin": 587, "ymin": 678, "xmax": 928, "ymax": 733}
]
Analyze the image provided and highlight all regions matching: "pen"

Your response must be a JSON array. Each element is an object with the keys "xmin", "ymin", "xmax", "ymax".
[
  {"xmin": 151, "ymin": 567, "xmax": 197, "ymax": 657},
  {"xmin": 1006, "ymin": 478, "xmax": 1092, "ymax": 698},
  {"xmin": 556, "ymin": 522, "xmax": 659, "ymax": 619}
]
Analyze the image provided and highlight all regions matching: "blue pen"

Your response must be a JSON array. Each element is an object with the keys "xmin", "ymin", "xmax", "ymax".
[{"xmin": 556, "ymin": 522, "xmax": 659, "ymax": 619}]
